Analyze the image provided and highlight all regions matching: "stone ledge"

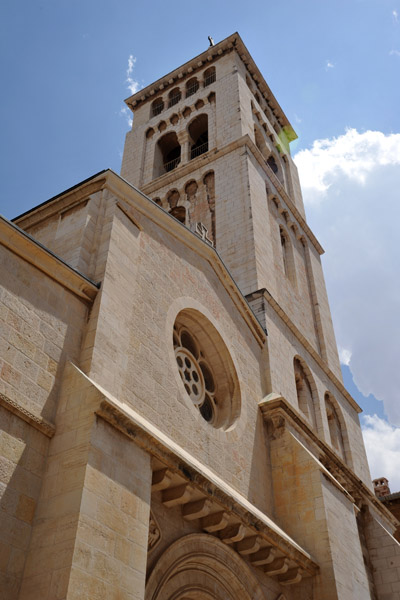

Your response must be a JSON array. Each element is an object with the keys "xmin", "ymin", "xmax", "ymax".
[
  {"xmin": 0, "ymin": 216, "xmax": 100, "ymax": 302},
  {"xmin": 248, "ymin": 288, "xmax": 362, "ymax": 413},
  {"xmin": 124, "ymin": 33, "xmax": 295, "ymax": 140},
  {"xmin": 244, "ymin": 137, "xmax": 324, "ymax": 255},
  {"xmin": 259, "ymin": 394, "xmax": 400, "ymax": 529},
  {"xmin": 0, "ymin": 392, "xmax": 55, "ymax": 438},
  {"xmin": 82, "ymin": 370, "xmax": 318, "ymax": 578},
  {"xmin": 140, "ymin": 134, "xmax": 323, "ymax": 256}
]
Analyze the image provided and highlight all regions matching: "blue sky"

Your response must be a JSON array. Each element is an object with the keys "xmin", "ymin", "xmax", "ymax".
[{"xmin": 1, "ymin": 0, "xmax": 399, "ymax": 488}]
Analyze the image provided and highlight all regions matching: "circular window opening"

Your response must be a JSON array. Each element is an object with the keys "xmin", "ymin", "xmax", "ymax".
[{"xmin": 173, "ymin": 310, "xmax": 240, "ymax": 430}]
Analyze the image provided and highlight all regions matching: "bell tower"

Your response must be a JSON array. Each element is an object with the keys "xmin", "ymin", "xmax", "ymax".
[
  {"xmin": 3, "ymin": 32, "xmax": 399, "ymax": 600},
  {"xmin": 121, "ymin": 32, "xmax": 341, "ymax": 380}
]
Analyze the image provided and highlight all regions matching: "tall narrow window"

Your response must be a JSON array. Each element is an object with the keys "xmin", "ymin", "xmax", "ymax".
[
  {"xmin": 186, "ymin": 78, "xmax": 199, "ymax": 98},
  {"xmin": 294, "ymin": 358, "xmax": 317, "ymax": 429},
  {"xmin": 280, "ymin": 227, "xmax": 289, "ymax": 277},
  {"xmin": 203, "ymin": 67, "xmax": 216, "ymax": 87},
  {"xmin": 279, "ymin": 225, "xmax": 296, "ymax": 286},
  {"xmin": 168, "ymin": 88, "xmax": 181, "ymax": 108},
  {"xmin": 151, "ymin": 97, "xmax": 164, "ymax": 117},
  {"xmin": 325, "ymin": 394, "xmax": 346, "ymax": 460},
  {"xmin": 254, "ymin": 126, "xmax": 264, "ymax": 155},
  {"xmin": 267, "ymin": 155, "xmax": 279, "ymax": 175},
  {"xmin": 188, "ymin": 114, "xmax": 208, "ymax": 160},
  {"xmin": 154, "ymin": 132, "xmax": 181, "ymax": 177}
]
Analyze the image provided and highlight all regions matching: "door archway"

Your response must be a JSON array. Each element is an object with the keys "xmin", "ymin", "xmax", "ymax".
[{"xmin": 146, "ymin": 533, "xmax": 265, "ymax": 600}]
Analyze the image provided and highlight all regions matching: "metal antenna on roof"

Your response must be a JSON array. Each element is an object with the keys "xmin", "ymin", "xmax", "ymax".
[{"xmin": 208, "ymin": 36, "xmax": 215, "ymax": 47}]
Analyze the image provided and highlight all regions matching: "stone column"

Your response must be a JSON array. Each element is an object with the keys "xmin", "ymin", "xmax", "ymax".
[{"xmin": 177, "ymin": 131, "xmax": 191, "ymax": 165}]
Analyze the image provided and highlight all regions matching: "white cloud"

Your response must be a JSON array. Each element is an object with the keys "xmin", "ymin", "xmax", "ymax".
[
  {"xmin": 294, "ymin": 129, "xmax": 400, "ymax": 430},
  {"xmin": 120, "ymin": 54, "xmax": 140, "ymax": 127},
  {"xmin": 362, "ymin": 415, "xmax": 400, "ymax": 491},
  {"xmin": 126, "ymin": 54, "xmax": 140, "ymax": 95},
  {"xmin": 393, "ymin": 9, "xmax": 398, "ymax": 22},
  {"xmin": 127, "ymin": 54, "xmax": 136, "ymax": 75},
  {"xmin": 338, "ymin": 347, "xmax": 352, "ymax": 366},
  {"xmin": 389, "ymin": 49, "xmax": 400, "ymax": 57},
  {"xmin": 120, "ymin": 106, "xmax": 133, "ymax": 128},
  {"xmin": 325, "ymin": 60, "xmax": 335, "ymax": 70}
]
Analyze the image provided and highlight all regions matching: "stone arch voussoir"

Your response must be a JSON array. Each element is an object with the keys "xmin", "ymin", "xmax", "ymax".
[{"xmin": 145, "ymin": 533, "xmax": 266, "ymax": 600}]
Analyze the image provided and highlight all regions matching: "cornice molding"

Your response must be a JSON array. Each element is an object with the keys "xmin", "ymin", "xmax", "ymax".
[
  {"xmin": 141, "ymin": 135, "xmax": 324, "ymax": 256},
  {"xmin": 124, "ymin": 33, "xmax": 296, "ymax": 141},
  {"xmin": 244, "ymin": 137, "xmax": 324, "ymax": 255},
  {"xmin": 14, "ymin": 176, "xmax": 107, "ymax": 229},
  {"xmin": 0, "ymin": 216, "xmax": 100, "ymax": 302},
  {"xmin": 81, "ymin": 372, "xmax": 319, "ymax": 577},
  {"xmin": 248, "ymin": 288, "xmax": 361, "ymax": 413},
  {"xmin": 0, "ymin": 392, "xmax": 55, "ymax": 438},
  {"xmin": 259, "ymin": 394, "xmax": 399, "ymax": 529}
]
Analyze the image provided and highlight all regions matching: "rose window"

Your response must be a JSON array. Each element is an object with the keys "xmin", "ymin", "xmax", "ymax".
[{"xmin": 173, "ymin": 326, "xmax": 218, "ymax": 424}]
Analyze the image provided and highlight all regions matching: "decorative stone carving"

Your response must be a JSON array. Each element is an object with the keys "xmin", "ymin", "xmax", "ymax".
[
  {"xmin": 148, "ymin": 510, "xmax": 161, "ymax": 552},
  {"xmin": 267, "ymin": 414, "xmax": 286, "ymax": 440},
  {"xmin": 194, "ymin": 221, "xmax": 213, "ymax": 246},
  {"xmin": 145, "ymin": 534, "xmax": 266, "ymax": 600}
]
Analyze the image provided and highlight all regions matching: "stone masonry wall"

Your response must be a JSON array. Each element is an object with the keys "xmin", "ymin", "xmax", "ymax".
[
  {"xmin": 83, "ymin": 197, "xmax": 274, "ymax": 516},
  {"xmin": 0, "ymin": 242, "xmax": 88, "ymax": 423},
  {"xmin": 364, "ymin": 506, "xmax": 400, "ymax": 599}
]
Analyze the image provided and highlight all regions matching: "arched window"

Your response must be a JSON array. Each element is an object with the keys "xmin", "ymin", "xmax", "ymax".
[
  {"xmin": 268, "ymin": 152, "xmax": 285, "ymax": 185},
  {"xmin": 188, "ymin": 114, "xmax": 208, "ymax": 159},
  {"xmin": 279, "ymin": 225, "xmax": 296, "ymax": 285},
  {"xmin": 267, "ymin": 155, "xmax": 279, "ymax": 175},
  {"xmin": 325, "ymin": 394, "xmax": 346, "ymax": 460},
  {"xmin": 173, "ymin": 309, "xmax": 240, "ymax": 430},
  {"xmin": 186, "ymin": 77, "xmax": 199, "ymax": 98},
  {"xmin": 168, "ymin": 87, "xmax": 181, "ymax": 108},
  {"xmin": 154, "ymin": 132, "xmax": 181, "ymax": 177},
  {"xmin": 254, "ymin": 126, "xmax": 264, "ymax": 155},
  {"xmin": 151, "ymin": 97, "xmax": 164, "ymax": 117},
  {"xmin": 294, "ymin": 358, "xmax": 317, "ymax": 429},
  {"xmin": 203, "ymin": 67, "xmax": 216, "ymax": 87},
  {"xmin": 280, "ymin": 227, "xmax": 289, "ymax": 277}
]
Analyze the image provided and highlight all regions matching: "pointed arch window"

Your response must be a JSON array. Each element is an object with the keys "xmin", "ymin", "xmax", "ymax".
[
  {"xmin": 267, "ymin": 155, "xmax": 279, "ymax": 174},
  {"xmin": 278, "ymin": 225, "xmax": 297, "ymax": 286},
  {"xmin": 294, "ymin": 358, "xmax": 317, "ymax": 429},
  {"xmin": 325, "ymin": 394, "xmax": 346, "ymax": 460}
]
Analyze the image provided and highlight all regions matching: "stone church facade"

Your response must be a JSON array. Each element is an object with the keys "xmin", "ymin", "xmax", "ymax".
[{"xmin": 1, "ymin": 32, "xmax": 399, "ymax": 599}]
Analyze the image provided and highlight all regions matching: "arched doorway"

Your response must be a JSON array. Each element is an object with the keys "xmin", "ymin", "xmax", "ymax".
[{"xmin": 146, "ymin": 534, "xmax": 265, "ymax": 600}]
